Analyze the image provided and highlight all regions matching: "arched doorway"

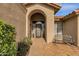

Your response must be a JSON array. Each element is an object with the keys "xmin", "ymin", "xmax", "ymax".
[{"xmin": 30, "ymin": 13, "xmax": 46, "ymax": 39}]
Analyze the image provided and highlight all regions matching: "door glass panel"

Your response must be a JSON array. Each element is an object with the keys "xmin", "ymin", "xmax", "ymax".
[
  {"xmin": 32, "ymin": 21, "xmax": 44, "ymax": 38},
  {"xmin": 36, "ymin": 24, "xmax": 41, "ymax": 38}
]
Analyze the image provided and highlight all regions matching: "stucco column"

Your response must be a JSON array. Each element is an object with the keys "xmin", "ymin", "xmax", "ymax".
[
  {"xmin": 26, "ymin": 13, "xmax": 29, "ymax": 37},
  {"xmin": 77, "ymin": 15, "xmax": 79, "ymax": 46},
  {"xmin": 46, "ymin": 13, "xmax": 54, "ymax": 43}
]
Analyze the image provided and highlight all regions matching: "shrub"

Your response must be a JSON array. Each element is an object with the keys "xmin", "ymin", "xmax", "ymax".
[
  {"xmin": 23, "ymin": 37, "xmax": 32, "ymax": 46},
  {"xmin": 0, "ymin": 20, "xmax": 16, "ymax": 56},
  {"xmin": 17, "ymin": 37, "xmax": 32, "ymax": 56}
]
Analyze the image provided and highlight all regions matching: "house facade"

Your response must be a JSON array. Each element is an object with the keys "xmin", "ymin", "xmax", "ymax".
[{"xmin": 0, "ymin": 3, "xmax": 79, "ymax": 46}]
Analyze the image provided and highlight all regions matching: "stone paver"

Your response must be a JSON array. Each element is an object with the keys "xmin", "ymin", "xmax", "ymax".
[{"xmin": 28, "ymin": 38, "xmax": 79, "ymax": 56}]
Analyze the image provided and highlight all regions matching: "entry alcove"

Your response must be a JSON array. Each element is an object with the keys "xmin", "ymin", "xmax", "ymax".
[{"xmin": 29, "ymin": 12, "xmax": 46, "ymax": 40}]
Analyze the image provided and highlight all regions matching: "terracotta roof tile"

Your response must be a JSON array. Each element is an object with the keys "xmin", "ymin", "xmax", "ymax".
[
  {"xmin": 55, "ymin": 16, "xmax": 63, "ymax": 19},
  {"xmin": 62, "ymin": 9, "xmax": 79, "ymax": 21},
  {"xmin": 74, "ymin": 9, "xmax": 79, "ymax": 14},
  {"xmin": 23, "ymin": 3, "xmax": 61, "ymax": 10},
  {"xmin": 54, "ymin": 16, "xmax": 63, "ymax": 21},
  {"xmin": 47, "ymin": 3, "xmax": 61, "ymax": 9}
]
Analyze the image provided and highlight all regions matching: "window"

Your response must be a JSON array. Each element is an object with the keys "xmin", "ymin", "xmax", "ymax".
[
  {"xmin": 57, "ymin": 22, "xmax": 63, "ymax": 35},
  {"xmin": 54, "ymin": 22, "xmax": 63, "ymax": 39}
]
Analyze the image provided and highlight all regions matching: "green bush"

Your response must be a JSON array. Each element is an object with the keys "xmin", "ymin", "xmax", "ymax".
[
  {"xmin": 17, "ymin": 37, "xmax": 32, "ymax": 56},
  {"xmin": 23, "ymin": 37, "xmax": 32, "ymax": 46},
  {"xmin": 0, "ymin": 20, "xmax": 16, "ymax": 56}
]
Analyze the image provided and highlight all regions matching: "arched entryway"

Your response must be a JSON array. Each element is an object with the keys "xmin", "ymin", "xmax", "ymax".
[{"xmin": 30, "ymin": 13, "xmax": 46, "ymax": 39}]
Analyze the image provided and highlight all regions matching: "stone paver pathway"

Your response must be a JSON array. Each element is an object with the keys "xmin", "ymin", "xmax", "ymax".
[{"xmin": 28, "ymin": 38, "xmax": 79, "ymax": 56}]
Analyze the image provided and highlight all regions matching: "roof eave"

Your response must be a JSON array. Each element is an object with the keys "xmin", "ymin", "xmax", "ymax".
[
  {"xmin": 23, "ymin": 3, "xmax": 61, "ymax": 14},
  {"xmin": 62, "ymin": 11, "xmax": 78, "ymax": 21},
  {"xmin": 47, "ymin": 3, "xmax": 61, "ymax": 14}
]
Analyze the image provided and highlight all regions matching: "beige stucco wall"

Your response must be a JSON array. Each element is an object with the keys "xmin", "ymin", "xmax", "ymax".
[
  {"xmin": 63, "ymin": 16, "xmax": 77, "ymax": 45},
  {"xmin": 26, "ymin": 4, "xmax": 55, "ymax": 43},
  {"xmin": 0, "ymin": 4, "xmax": 26, "ymax": 42},
  {"xmin": 77, "ymin": 15, "xmax": 79, "ymax": 46}
]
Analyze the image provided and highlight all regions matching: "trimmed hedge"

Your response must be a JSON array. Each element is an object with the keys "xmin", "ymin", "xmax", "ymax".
[{"xmin": 0, "ymin": 20, "xmax": 16, "ymax": 56}]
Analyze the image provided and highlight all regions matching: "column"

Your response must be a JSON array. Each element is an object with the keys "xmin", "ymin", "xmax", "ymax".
[{"xmin": 46, "ymin": 14, "xmax": 54, "ymax": 43}]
